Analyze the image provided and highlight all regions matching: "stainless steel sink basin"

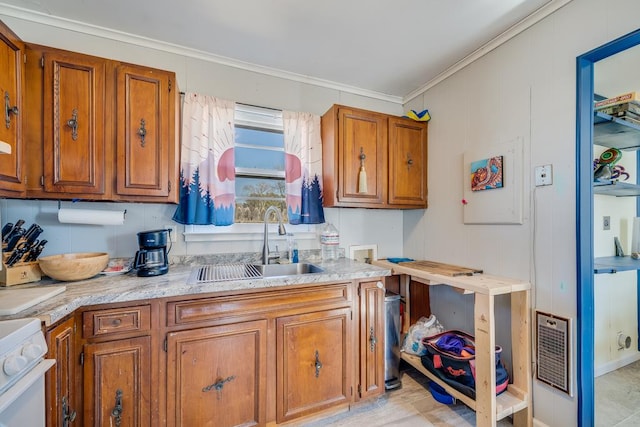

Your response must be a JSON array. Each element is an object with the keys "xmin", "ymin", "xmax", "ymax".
[
  {"xmin": 252, "ymin": 263, "xmax": 324, "ymax": 277},
  {"xmin": 188, "ymin": 262, "xmax": 325, "ymax": 284}
]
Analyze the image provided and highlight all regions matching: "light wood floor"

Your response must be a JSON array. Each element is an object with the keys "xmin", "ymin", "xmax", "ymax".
[
  {"xmin": 595, "ymin": 359, "xmax": 640, "ymax": 427},
  {"xmin": 298, "ymin": 361, "xmax": 513, "ymax": 427}
]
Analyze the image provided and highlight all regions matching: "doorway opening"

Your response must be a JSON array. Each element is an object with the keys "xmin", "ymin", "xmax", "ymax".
[{"xmin": 577, "ymin": 28, "xmax": 640, "ymax": 426}]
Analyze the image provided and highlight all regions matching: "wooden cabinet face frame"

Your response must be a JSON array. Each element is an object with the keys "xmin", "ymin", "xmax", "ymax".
[{"xmin": 0, "ymin": 20, "xmax": 25, "ymax": 196}]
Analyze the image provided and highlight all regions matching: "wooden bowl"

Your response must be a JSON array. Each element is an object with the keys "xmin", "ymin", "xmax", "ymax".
[{"xmin": 38, "ymin": 252, "xmax": 109, "ymax": 281}]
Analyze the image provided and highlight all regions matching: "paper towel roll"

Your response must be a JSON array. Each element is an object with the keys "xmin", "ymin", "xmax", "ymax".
[{"xmin": 58, "ymin": 208, "xmax": 126, "ymax": 225}]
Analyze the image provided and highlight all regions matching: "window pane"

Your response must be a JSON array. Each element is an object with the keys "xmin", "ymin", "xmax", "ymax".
[
  {"xmin": 236, "ymin": 147, "xmax": 284, "ymax": 172},
  {"xmin": 235, "ymin": 176, "xmax": 288, "ymax": 223},
  {"xmin": 235, "ymin": 126, "xmax": 283, "ymax": 148}
]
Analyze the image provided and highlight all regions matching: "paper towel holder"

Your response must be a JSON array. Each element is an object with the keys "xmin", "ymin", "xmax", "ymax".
[
  {"xmin": 58, "ymin": 200, "xmax": 127, "ymax": 225},
  {"xmin": 57, "ymin": 200, "xmax": 127, "ymax": 215}
]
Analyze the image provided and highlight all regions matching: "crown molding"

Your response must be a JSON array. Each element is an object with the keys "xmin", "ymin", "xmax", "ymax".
[
  {"xmin": 403, "ymin": 0, "xmax": 574, "ymax": 104},
  {"xmin": 0, "ymin": 3, "xmax": 403, "ymax": 105},
  {"xmin": 0, "ymin": 1, "xmax": 573, "ymax": 107}
]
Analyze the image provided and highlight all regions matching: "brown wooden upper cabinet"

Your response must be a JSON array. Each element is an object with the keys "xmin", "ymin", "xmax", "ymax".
[
  {"xmin": 0, "ymin": 20, "xmax": 26, "ymax": 197},
  {"xmin": 321, "ymin": 104, "xmax": 428, "ymax": 209},
  {"xmin": 24, "ymin": 43, "xmax": 179, "ymax": 203}
]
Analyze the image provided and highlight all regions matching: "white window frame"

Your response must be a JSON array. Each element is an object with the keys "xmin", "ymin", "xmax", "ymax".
[{"xmin": 183, "ymin": 104, "xmax": 319, "ymax": 242}]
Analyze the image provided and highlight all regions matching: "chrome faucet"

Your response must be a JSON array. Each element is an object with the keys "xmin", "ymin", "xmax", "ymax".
[{"xmin": 262, "ymin": 206, "xmax": 287, "ymax": 264}]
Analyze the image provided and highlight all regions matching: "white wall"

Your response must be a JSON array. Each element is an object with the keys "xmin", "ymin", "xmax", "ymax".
[
  {"xmin": 0, "ymin": 14, "xmax": 405, "ymax": 261},
  {"xmin": 403, "ymin": 0, "xmax": 640, "ymax": 425}
]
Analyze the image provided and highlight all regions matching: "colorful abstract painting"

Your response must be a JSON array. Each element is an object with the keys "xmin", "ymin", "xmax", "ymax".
[{"xmin": 470, "ymin": 155, "xmax": 503, "ymax": 191}]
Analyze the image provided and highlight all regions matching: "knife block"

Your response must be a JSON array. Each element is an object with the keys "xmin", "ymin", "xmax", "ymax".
[{"xmin": 1, "ymin": 244, "xmax": 42, "ymax": 287}]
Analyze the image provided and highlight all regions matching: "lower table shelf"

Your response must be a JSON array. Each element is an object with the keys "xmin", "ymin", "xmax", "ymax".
[{"xmin": 402, "ymin": 353, "xmax": 529, "ymax": 421}]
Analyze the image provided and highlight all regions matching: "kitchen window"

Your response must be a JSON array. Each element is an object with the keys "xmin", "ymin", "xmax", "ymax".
[
  {"xmin": 184, "ymin": 104, "xmax": 317, "ymax": 242},
  {"xmin": 234, "ymin": 104, "xmax": 287, "ymax": 223}
]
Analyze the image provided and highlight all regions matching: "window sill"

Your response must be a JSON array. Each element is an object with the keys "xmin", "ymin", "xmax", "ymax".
[{"xmin": 183, "ymin": 223, "xmax": 319, "ymax": 243}]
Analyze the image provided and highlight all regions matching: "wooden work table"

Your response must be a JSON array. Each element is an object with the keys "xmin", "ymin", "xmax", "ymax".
[{"xmin": 373, "ymin": 259, "xmax": 532, "ymax": 427}]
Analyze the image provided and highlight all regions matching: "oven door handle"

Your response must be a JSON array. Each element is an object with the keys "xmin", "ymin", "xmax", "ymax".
[{"xmin": 0, "ymin": 359, "xmax": 55, "ymax": 413}]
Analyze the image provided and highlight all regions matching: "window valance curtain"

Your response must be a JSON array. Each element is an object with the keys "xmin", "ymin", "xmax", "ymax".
[
  {"xmin": 283, "ymin": 111, "xmax": 325, "ymax": 224},
  {"xmin": 172, "ymin": 93, "xmax": 236, "ymax": 225}
]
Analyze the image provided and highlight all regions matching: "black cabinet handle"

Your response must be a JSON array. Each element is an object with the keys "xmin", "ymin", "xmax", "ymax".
[
  {"xmin": 62, "ymin": 395, "xmax": 76, "ymax": 427},
  {"xmin": 202, "ymin": 375, "xmax": 236, "ymax": 393},
  {"xmin": 369, "ymin": 326, "xmax": 378, "ymax": 352},
  {"xmin": 66, "ymin": 109, "xmax": 79, "ymax": 140},
  {"xmin": 5, "ymin": 91, "xmax": 18, "ymax": 129},
  {"xmin": 138, "ymin": 118, "xmax": 147, "ymax": 147},
  {"xmin": 111, "ymin": 389, "xmax": 123, "ymax": 427},
  {"xmin": 314, "ymin": 350, "xmax": 323, "ymax": 378}
]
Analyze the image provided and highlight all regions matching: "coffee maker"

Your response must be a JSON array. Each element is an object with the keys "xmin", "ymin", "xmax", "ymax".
[{"xmin": 134, "ymin": 229, "xmax": 171, "ymax": 277}]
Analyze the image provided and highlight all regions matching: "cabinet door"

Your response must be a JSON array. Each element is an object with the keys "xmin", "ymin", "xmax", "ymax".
[
  {"xmin": 388, "ymin": 117, "xmax": 428, "ymax": 207},
  {"xmin": 115, "ymin": 64, "xmax": 175, "ymax": 201},
  {"xmin": 43, "ymin": 51, "xmax": 106, "ymax": 196},
  {"xmin": 276, "ymin": 307, "xmax": 351, "ymax": 423},
  {"xmin": 83, "ymin": 336, "xmax": 151, "ymax": 426},
  {"xmin": 358, "ymin": 281, "xmax": 385, "ymax": 400},
  {"xmin": 46, "ymin": 317, "xmax": 78, "ymax": 427},
  {"xmin": 166, "ymin": 320, "xmax": 267, "ymax": 427},
  {"xmin": 0, "ymin": 20, "xmax": 25, "ymax": 196},
  {"xmin": 336, "ymin": 107, "xmax": 387, "ymax": 206}
]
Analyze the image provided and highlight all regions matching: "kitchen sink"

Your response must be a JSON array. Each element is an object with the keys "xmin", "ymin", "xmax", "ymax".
[
  {"xmin": 188, "ymin": 262, "xmax": 324, "ymax": 284},
  {"xmin": 251, "ymin": 263, "xmax": 324, "ymax": 277}
]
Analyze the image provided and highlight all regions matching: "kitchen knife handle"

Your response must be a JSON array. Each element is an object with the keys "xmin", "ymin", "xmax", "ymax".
[
  {"xmin": 4, "ymin": 229, "xmax": 24, "ymax": 252},
  {"xmin": 1, "ymin": 222, "xmax": 13, "ymax": 239}
]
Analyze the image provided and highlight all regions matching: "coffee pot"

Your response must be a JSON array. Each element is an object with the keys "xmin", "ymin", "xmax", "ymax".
[{"xmin": 133, "ymin": 229, "xmax": 171, "ymax": 276}]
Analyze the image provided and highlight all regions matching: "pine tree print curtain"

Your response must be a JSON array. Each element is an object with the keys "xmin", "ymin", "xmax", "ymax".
[
  {"xmin": 283, "ymin": 111, "xmax": 325, "ymax": 224},
  {"xmin": 172, "ymin": 93, "xmax": 236, "ymax": 225}
]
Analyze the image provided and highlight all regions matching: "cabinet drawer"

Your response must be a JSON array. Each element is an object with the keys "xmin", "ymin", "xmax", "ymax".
[
  {"xmin": 167, "ymin": 283, "xmax": 351, "ymax": 327},
  {"xmin": 83, "ymin": 305, "xmax": 151, "ymax": 338}
]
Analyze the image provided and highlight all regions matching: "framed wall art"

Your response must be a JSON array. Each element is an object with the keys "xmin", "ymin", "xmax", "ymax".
[{"xmin": 463, "ymin": 138, "xmax": 523, "ymax": 224}]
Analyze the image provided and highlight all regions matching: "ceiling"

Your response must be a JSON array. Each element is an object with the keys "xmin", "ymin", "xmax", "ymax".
[{"xmin": 0, "ymin": 0, "xmax": 568, "ymax": 102}]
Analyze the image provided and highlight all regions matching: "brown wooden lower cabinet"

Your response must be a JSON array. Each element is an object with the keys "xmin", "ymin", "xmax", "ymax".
[
  {"xmin": 46, "ymin": 316, "xmax": 78, "ymax": 427},
  {"xmin": 45, "ymin": 278, "xmax": 385, "ymax": 426},
  {"xmin": 82, "ymin": 336, "xmax": 152, "ymax": 426},
  {"xmin": 276, "ymin": 308, "xmax": 351, "ymax": 423},
  {"xmin": 358, "ymin": 281, "xmax": 385, "ymax": 399},
  {"xmin": 166, "ymin": 320, "xmax": 267, "ymax": 427}
]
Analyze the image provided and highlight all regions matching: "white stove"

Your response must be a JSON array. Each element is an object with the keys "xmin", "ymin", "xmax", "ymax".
[{"xmin": 0, "ymin": 318, "xmax": 54, "ymax": 427}]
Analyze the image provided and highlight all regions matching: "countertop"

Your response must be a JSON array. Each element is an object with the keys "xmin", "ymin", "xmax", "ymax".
[
  {"xmin": 0, "ymin": 258, "xmax": 391, "ymax": 326},
  {"xmin": 372, "ymin": 259, "xmax": 530, "ymax": 295}
]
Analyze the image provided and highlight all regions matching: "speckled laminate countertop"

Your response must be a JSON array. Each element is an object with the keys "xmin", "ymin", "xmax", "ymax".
[{"xmin": 0, "ymin": 258, "xmax": 391, "ymax": 326}]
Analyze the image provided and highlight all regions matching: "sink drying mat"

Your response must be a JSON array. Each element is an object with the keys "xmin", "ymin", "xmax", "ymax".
[{"xmin": 189, "ymin": 263, "xmax": 263, "ymax": 284}]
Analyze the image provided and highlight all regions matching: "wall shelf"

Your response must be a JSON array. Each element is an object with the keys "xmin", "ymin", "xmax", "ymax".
[
  {"xmin": 594, "ymin": 111, "xmax": 640, "ymax": 150},
  {"xmin": 594, "ymin": 256, "xmax": 640, "ymax": 274},
  {"xmin": 593, "ymin": 180, "xmax": 640, "ymax": 196}
]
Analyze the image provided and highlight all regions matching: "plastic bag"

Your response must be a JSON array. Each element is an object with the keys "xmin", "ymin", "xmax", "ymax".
[{"xmin": 401, "ymin": 315, "xmax": 445, "ymax": 356}]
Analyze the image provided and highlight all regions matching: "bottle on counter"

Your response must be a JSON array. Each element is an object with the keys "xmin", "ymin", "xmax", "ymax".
[
  {"xmin": 320, "ymin": 222, "xmax": 339, "ymax": 260},
  {"xmin": 287, "ymin": 233, "xmax": 299, "ymax": 263}
]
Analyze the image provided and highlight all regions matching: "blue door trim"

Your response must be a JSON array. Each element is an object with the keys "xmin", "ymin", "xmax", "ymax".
[{"xmin": 577, "ymin": 27, "xmax": 640, "ymax": 426}]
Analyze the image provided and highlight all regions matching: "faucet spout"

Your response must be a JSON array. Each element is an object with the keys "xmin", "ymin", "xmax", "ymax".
[{"xmin": 262, "ymin": 206, "xmax": 287, "ymax": 264}]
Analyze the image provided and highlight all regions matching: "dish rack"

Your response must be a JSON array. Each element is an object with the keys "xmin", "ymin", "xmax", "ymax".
[{"xmin": 188, "ymin": 263, "xmax": 263, "ymax": 284}]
